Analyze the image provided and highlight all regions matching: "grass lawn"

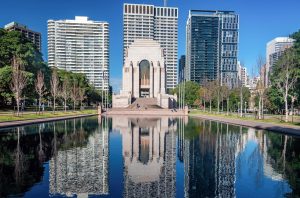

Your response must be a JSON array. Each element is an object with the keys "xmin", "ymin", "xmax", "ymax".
[
  {"xmin": 0, "ymin": 109, "xmax": 97, "ymax": 122},
  {"xmin": 189, "ymin": 110, "xmax": 300, "ymax": 127}
]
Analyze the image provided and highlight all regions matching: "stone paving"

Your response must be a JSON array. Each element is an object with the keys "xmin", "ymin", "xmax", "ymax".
[
  {"xmin": 0, "ymin": 114, "xmax": 97, "ymax": 129},
  {"xmin": 191, "ymin": 114, "xmax": 300, "ymax": 136}
]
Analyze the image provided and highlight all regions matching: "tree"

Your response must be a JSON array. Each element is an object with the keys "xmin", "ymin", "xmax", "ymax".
[
  {"xmin": 255, "ymin": 56, "xmax": 267, "ymax": 120},
  {"xmin": 78, "ymin": 87, "xmax": 86, "ymax": 110},
  {"xmin": 212, "ymin": 80, "xmax": 221, "ymax": 114},
  {"xmin": 199, "ymin": 87, "xmax": 208, "ymax": 111},
  {"xmin": 273, "ymin": 48, "xmax": 299, "ymax": 122},
  {"xmin": 35, "ymin": 70, "xmax": 46, "ymax": 114},
  {"xmin": 50, "ymin": 69, "xmax": 59, "ymax": 113},
  {"xmin": 173, "ymin": 81, "xmax": 200, "ymax": 107},
  {"xmin": 59, "ymin": 77, "xmax": 70, "ymax": 112},
  {"xmin": 10, "ymin": 56, "xmax": 27, "ymax": 116},
  {"xmin": 71, "ymin": 79, "xmax": 79, "ymax": 111},
  {"xmin": 205, "ymin": 81, "xmax": 214, "ymax": 113},
  {"xmin": 0, "ymin": 66, "xmax": 13, "ymax": 106},
  {"xmin": 220, "ymin": 85, "xmax": 228, "ymax": 112}
]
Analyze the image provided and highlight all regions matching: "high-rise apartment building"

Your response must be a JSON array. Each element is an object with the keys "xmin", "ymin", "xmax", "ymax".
[
  {"xmin": 186, "ymin": 10, "xmax": 239, "ymax": 88},
  {"xmin": 48, "ymin": 16, "xmax": 109, "ymax": 91},
  {"xmin": 266, "ymin": 37, "xmax": 294, "ymax": 87},
  {"xmin": 123, "ymin": 3, "xmax": 178, "ymax": 90},
  {"xmin": 4, "ymin": 22, "xmax": 42, "ymax": 51},
  {"xmin": 237, "ymin": 61, "xmax": 248, "ymax": 87},
  {"xmin": 178, "ymin": 55, "xmax": 185, "ymax": 83}
]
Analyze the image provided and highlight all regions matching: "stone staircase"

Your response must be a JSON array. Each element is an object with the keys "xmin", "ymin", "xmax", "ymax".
[{"xmin": 128, "ymin": 98, "xmax": 162, "ymax": 110}]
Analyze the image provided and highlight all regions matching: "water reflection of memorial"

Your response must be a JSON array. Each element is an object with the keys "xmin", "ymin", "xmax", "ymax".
[
  {"xmin": 49, "ymin": 117, "xmax": 109, "ymax": 197},
  {"xmin": 112, "ymin": 116, "xmax": 177, "ymax": 198}
]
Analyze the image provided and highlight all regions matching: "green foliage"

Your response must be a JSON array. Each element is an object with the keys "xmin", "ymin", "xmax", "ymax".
[
  {"xmin": 266, "ymin": 87, "xmax": 284, "ymax": 113},
  {"xmin": 173, "ymin": 81, "xmax": 200, "ymax": 107},
  {"xmin": 268, "ymin": 30, "xmax": 300, "ymax": 112},
  {"xmin": 0, "ymin": 28, "xmax": 101, "ymax": 108}
]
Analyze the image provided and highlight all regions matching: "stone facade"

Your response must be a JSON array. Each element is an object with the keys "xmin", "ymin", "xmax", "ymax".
[{"xmin": 113, "ymin": 39, "xmax": 176, "ymax": 109}]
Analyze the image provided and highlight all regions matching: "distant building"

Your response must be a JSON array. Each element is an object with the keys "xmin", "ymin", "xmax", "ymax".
[
  {"xmin": 178, "ymin": 55, "xmax": 186, "ymax": 83},
  {"xmin": 123, "ymin": 3, "xmax": 178, "ymax": 90},
  {"xmin": 48, "ymin": 16, "xmax": 109, "ymax": 91},
  {"xmin": 4, "ymin": 22, "xmax": 41, "ymax": 51},
  {"xmin": 266, "ymin": 37, "xmax": 294, "ymax": 87},
  {"xmin": 249, "ymin": 76, "xmax": 260, "ymax": 90},
  {"xmin": 186, "ymin": 10, "xmax": 239, "ymax": 88},
  {"xmin": 237, "ymin": 61, "xmax": 248, "ymax": 87}
]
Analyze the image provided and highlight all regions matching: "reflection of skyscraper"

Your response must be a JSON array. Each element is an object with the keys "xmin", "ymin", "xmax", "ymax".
[
  {"xmin": 112, "ymin": 116, "xmax": 176, "ymax": 198},
  {"xmin": 49, "ymin": 120, "xmax": 109, "ymax": 197},
  {"xmin": 184, "ymin": 121, "xmax": 241, "ymax": 198}
]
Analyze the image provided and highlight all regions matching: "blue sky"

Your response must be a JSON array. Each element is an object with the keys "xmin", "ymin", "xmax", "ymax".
[{"xmin": 1, "ymin": 0, "xmax": 299, "ymax": 91}]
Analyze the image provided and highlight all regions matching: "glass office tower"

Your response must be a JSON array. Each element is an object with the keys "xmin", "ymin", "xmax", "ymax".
[{"xmin": 186, "ymin": 10, "xmax": 239, "ymax": 88}]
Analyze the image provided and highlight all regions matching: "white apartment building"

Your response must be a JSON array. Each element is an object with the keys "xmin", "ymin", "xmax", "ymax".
[
  {"xmin": 48, "ymin": 16, "xmax": 109, "ymax": 91},
  {"xmin": 266, "ymin": 37, "xmax": 294, "ymax": 87},
  {"xmin": 123, "ymin": 3, "xmax": 178, "ymax": 90},
  {"xmin": 237, "ymin": 61, "xmax": 248, "ymax": 87}
]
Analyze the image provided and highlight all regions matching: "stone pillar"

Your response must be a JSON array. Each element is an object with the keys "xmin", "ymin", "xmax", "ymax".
[
  {"xmin": 133, "ymin": 63, "xmax": 139, "ymax": 98},
  {"xmin": 129, "ymin": 64, "xmax": 133, "ymax": 94},
  {"xmin": 160, "ymin": 67, "xmax": 165, "ymax": 94},
  {"xmin": 149, "ymin": 128, "xmax": 153, "ymax": 160},
  {"xmin": 133, "ymin": 127, "xmax": 139, "ymax": 158},
  {"xmin": 154, "ymin": 67, "xmax": 159, "ymax": 98},
  {"xmin": 150, "ymin": 65, "xmax": 154, "ymax": 98}
]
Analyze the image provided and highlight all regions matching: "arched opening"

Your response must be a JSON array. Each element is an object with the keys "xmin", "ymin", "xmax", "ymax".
[{"xmin": 139, "ymin": 60, "xmax": 150, "ymax": 97}]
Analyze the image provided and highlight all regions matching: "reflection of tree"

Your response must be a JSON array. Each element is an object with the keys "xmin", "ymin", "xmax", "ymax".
[
  {"xmin": 266, "ymin": 133, "xmax": 300, "ymax": 197},
  {"xmin": 37, "ymin": 124, "xmax": 45, "ymax": 164},
  {"xmin": 14, "ymin": 127, "xmax": 25, "ymax": 186},
  {"xmin": 0, "ymin": 116, "xmax": 100, "ymax": 197}
]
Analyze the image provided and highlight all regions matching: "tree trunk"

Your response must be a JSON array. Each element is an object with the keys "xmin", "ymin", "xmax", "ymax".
[
  {"xmin": 210, "ymin": 99, "xmax": 212, "ymax": 113},
  {"xmin": 74, "ymin": 101, "xmax": 76, "ymax": 111},
  {"xmin": 53, "ymin": 97, "xmax": 56, "ymax": 114},
  {"xmin": 38, "ymin": 96, "xmax": 41, "ymax": 115},
  {"xmin": 227, "ymin": 97, "xmax": 229, "ymax": 116},
  {"xmin": 222, "ymin": 100, "xmax": 224, "ymax": 112},
  {"xmin": 64, "ymin": 98, "xmax": 67, "ymax": 112},
  {"xmin": 16, "ymin": 97, "xmax": 20, "ymax": 117},
  {"xmin": 204, "ymin": 100, "xmax": 206, "ymax": 112},
  {"xmin": 285, "ymin": 93, "xmax": 288, "ymax": 123},
  {"xmin": 217, "ymin": 91, "xmax": 220, "ymax": 114},
  {"xmin": 258, "ymin": 96, "xmax": 262, "ymax": 119},
  {"xmin": 292, "ymin": 100, "xmax": 294, "ymax": 123},
  {"xmin": 240, "ymin": 89, "xmax": 243, "ymax": 117},
  {"xmin": 262, "ymin": 97, "xmax": 264, "ymax": 119}
]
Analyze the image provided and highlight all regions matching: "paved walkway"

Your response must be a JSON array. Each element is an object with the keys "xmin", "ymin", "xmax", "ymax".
[
  {"xmin": 190, "ymin": 114, "xmax": 300, "ymax": 136},
  {"xmin": 0, "ymin": 114, "xmax": 97, "ymax": 129}
]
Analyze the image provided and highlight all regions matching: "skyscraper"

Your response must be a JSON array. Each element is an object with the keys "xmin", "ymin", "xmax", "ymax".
[
  {"xmin": 266, "ymin": 37, "xmax": 294, "ymax": 87},
  {"xmin": 4, "ymin": 22, "xmax": 41, "ymax": 51},
  {"xmin": 178, "ymin": 55, "xmax": 186, "ymax": 83},
  {"xmin": 48, "ymin": 16, "xmax": 109, "ymax": 91},
  {"xmin": 186, "ymin": 10, "xmax": 239, "ymax": 88},
  {"xmin": 123, "ymin": 3, "xmax": 178, "ymax": 90}
]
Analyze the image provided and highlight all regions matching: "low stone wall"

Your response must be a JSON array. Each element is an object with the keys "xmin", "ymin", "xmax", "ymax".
[{"xmin": 106, "ymin": 109, "xmax": 186, "ymax": 116}]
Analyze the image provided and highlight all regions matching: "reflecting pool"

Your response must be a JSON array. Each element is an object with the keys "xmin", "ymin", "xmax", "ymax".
[{"xmin": 0, "ymin": 116, "xmax": 299, "ymax": 197}]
